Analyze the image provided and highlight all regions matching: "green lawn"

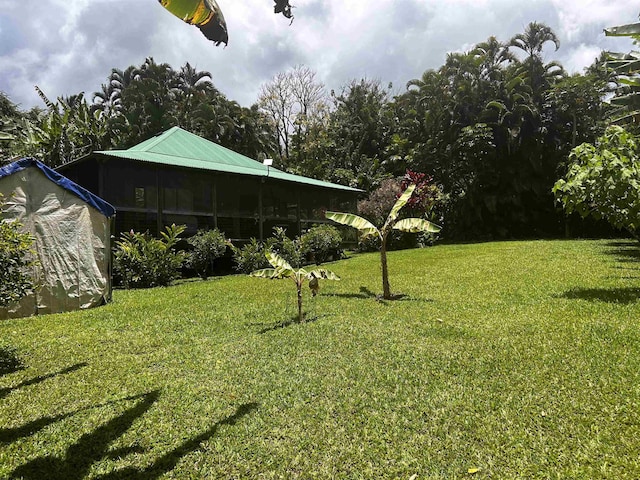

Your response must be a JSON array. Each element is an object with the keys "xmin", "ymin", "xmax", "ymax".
[{"xmin": 1, "ymin": 239, "xmax": 640, "ymax": 479}]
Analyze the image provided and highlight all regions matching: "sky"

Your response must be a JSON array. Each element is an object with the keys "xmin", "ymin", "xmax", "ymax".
[{"xmin": 0, "ymin": 0, "xmax": 638, "ymax": 111}]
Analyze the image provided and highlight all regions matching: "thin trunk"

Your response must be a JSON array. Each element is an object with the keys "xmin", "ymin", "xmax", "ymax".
[
  {"xmin": 380, "ymin": 235, "xmax": 391, "ymax": 299},
  {"xmin": 297, "ymin": 281, "xmax": 304, "ymax": 322}
]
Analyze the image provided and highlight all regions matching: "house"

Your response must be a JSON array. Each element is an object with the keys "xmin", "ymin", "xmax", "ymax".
[
  {"xmin": 0, "ymin": 158, "xmax": 115, "ymax": 318},
  {"xmin": 57, "ymin": 127, "xmax": 361, "ymax": 240}
]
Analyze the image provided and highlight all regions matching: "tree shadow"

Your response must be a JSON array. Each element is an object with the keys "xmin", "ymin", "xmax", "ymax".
[
  {"xmin": 0, "ymin": 393, "xmax": 153, "ymax": 444},
  {"xmin": 603, "ymin": 240, "xmax": 640, "ymax": 264},
  {"xmin": 257, "ymin": 314, "xmax": 330, "ymax": 334},
  {"xmin": 11, "ymin": 390, "xmax": 161, "ymax": 480},
  {"xmin": 560, "ymin": 287, "xmax": 640, "ymax": 304},
  {"xmin": 324, "ymin": 286, "xmax": 380, "ymax": 300},
  {"xmin": 0, "ymin": 362, "xmax": 87, "ymax": 400},
  {"xmin": 0, "ymin": 346, "xmax": 25, "ymax": 376},
  {"xmin": 93, "ymin": 402, "xmax": 259, "ymax": 480}
]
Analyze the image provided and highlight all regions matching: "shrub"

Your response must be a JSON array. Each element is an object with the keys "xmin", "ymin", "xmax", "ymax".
[
  {"xmin": 113, "ymin": 224, "xmax": 186, "ymax": 289},
  {"xmin": 186, "ymin": 228, "xmax": 228, "ymax": 279},
  {"xmin": 300, "ymin": 224, "xmax": 343, "ymax": 264},
  {"xmin": 232, "ymin": 238, "xmax": 271, "ymax": 274},
  {"xmin": 269, "ymin": 227, "xmax": 304, "ymax": 268},
  {"xmin": 0, "ymin": 194, "xmax": 35, "ymax": 307}
]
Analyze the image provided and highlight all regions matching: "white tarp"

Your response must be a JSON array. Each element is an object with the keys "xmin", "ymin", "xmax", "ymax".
[{"xmin": 0, "ymin": 165, "xmax": 112, "ymax": 318}]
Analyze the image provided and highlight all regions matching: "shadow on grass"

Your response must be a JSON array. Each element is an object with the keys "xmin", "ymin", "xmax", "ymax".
[
  {"xmin": 256, "ymin": 314, "xmax": 331, "ymax": 334},
  {"xmin": 0, "ymin": 362, "xmax": 87, "ymax": 400},
  {"xmin": 561, "ymin": 287, "xmax": 640, "ymax": 304},
  {"xmin": 603, "ymin": 240, "xmax": 640, "ymax": 264},
  {"xmin": 93, "ymin": 402, "xmax": 258, "ymax": 480},
  {"xmin": 10, "ymin": 387, "xmax": 258, "ymax": 480},
  {"xmin": 0, "ymin": 393, "xmax": 154, "ymax": 444},
  {"xmin": 11, "ymin": 390, "xmax": 161, "ymax": 480},
  {"xmin": 324, "ymin": 286, "xmax": 379, "ymax": 300},
  {"xmin": 0, "ymin": 346, "xmax": 25, "ymax": 376}
]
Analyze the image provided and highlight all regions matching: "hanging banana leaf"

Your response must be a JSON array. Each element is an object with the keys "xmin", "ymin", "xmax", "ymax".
[
  {"xmin": 384, "ymin": 184, "xmax": 416, "ymax": 230},
  {"xmin": 159, "ymin": 0, "xmax": 228, "ymax": 45},
  {"xmin": 274, "ymin": 0, "xmax": 293, "ymax": 20},
  {"xmin": 325, "ymin": 212, "xmax": 381, "ymax": 239},
  {"xmin": 393, "ymin": 218, "xmax": 442, "ymax": 234}
]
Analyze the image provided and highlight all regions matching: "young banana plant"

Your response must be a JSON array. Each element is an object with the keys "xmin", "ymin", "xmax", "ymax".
[
  {"xmin": 326, "ymin": 184, "xmax": 441, "ymax": 300},
  {"xmin": 251, "ymin": 251, "xmax": 340, "ymax": 323}
]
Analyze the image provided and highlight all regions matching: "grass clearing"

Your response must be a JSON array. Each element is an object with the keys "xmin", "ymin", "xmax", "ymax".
[{"xmin": 1, "ymin": 239, "xmax": 640, "ymax": 478}]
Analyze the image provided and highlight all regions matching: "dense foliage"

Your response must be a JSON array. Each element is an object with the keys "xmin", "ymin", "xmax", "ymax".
[
  {"xmin": 1, "ymin": 21, "xmax": 626, "ymax": 241},
  {"xmin": 186, "ymin": 228, "xmax": 228, "ymax": 279},
  {"xmin": 113, "ymin": 224, "xmax": 186, "ymax": 288},
  {"xmin": 0, "ymin": 195, "xmax": 34, "ymax": 307},
  {"xmin": 553, "ymin": 126, "xmax": 640, "ymax": 239}
]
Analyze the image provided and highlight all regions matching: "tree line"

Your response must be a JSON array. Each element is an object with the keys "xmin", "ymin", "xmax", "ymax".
[{"xmin": 0, "ymin": 21, "xmax": 632, "ymax": 241}]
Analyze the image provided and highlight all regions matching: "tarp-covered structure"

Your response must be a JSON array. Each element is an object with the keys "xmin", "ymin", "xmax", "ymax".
[{"xmin": 0, "ymin": 158, "xmax": 116, "ymax": 319}]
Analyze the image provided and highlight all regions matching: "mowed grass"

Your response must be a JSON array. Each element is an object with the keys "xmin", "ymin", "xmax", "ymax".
[{"xmin": 1, "ymin": 239, "xmax": 640, "ymax": 479}]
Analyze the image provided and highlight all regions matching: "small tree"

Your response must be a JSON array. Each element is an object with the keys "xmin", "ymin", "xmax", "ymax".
[
  {"xmin": 251, "ymin": 251, "xmax": 340, "ymax": 323},
  {"xmin": 553, "ymin": 126, "xmax": 640, "ymax": 239},
  {"xmin": 186, "ymin": 228, "xmax": 228, "ymax": 279},
  {"xmin": 326, "ymin": 184, "xmax": 441, "ymax": 300},
  {"xmin": 113, "ymin": 224, "xmax": 186, "ymax": 288},
  {"xmin": 0, "ymin": 194, "xmax": 35, "ymax": 307}
]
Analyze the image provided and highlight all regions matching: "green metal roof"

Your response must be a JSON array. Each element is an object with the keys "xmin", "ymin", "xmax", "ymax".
[{"xmin": 95, "ymin": 127, "xmax": 361, "ymax": 193}]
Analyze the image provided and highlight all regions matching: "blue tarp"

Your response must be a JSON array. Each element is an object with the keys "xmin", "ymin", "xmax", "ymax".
[{"xmin": 0, "ymin": 158, "xmax": 115, "ymax": 218}]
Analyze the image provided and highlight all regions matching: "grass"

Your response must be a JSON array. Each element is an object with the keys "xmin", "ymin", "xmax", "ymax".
[{"xmin": 1, "ymin": 239, "xmax": 640, "ymax": 479}]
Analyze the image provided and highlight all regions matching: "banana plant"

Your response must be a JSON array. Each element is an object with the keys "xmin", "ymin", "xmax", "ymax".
[
  {"xmin": 326, "ymin": 184, "xmax": 441, "ymax": 300},
  {"xmin": 251, "ymin": 251, "xmax": 340, "ymax": 323}
]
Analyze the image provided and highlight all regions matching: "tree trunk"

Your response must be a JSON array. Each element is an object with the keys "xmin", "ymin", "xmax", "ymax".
[
  {"xmin": 297, "ymin": 282, "xmax": 304, "ymax": 322},
  {"xmin": 380, "ymin": 235, "xmax": 391, "ymax": 300}
]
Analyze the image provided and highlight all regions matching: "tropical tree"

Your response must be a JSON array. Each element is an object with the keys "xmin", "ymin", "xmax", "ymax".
[
  {"xmin": 326, "ymin": 184, "xmax": 441, "ymax": 300},
  {"xmin": 251, "ymin": 251, "xmax": 340, "ymax": 323},
  {"xmin": 604, "ymin": 17, "xmax": 640, "ymax": 126},
  {"xmin": 553, "ymin": 126, "xmax": 640, "ymax": 239}
]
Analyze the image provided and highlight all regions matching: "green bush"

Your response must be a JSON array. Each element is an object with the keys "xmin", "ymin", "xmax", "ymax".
[
  {"xmin": 300, "ymin": 224, "xmax": 343, "ymax": 264},
  {"xmin": 232, "ymin": 238, "xmax": 272, "ymax": 274},
  {"xmin": 269, "ymin": 227, "xmax": 304, "ymax": 268},
  {"xmin": 113, "ymin": 224, "xmax": 186, "ymax": 289},
  {"xmin": 0, "ymin": 194, "xmax": 35, "ymax": 307},
  {"xmin": 186, "ymin": 228, "xmax": 228, "ymax": 279}
]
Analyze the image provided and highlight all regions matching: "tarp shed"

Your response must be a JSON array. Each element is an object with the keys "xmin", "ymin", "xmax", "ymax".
[{"xmin": 0, "ymin": 158, "xmax": 116, "ymax": 319}]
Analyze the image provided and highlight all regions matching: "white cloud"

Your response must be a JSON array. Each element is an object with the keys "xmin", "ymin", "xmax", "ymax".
[{"xmin": 1, "ymin": 0, "xmax": 638, "ymax": 110}]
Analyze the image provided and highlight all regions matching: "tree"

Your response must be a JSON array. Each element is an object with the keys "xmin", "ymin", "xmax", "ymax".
[
  {"xmin": 251, "ymin": 251, "xmax": 340, "ymax": 323},
  {"xmin": 553, "ymin": 126, "xmax": 640, "ymax": 239},
  {"xmin": 0, "ymin": 194, "xmax": 35, "ymax": 307},
  {"xmin": 258, "ymin": 65, "xmax": 327, "ymax": 169},
  {"xmin": 604, "ymin": 17, "xmax": 640, "ymax": 126},
  {"xmin": 326, "ymin": 184, "xmax": 441, "ymax": 300}
]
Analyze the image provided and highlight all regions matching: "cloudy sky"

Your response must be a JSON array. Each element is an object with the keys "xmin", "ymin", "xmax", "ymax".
[{"xmin": 0, "ymin": 0, "xmax": 638, "ymax": 110}]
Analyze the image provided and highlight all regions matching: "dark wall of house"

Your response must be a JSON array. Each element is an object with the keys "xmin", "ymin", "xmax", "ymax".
[{"xmin": 59, "ymin": 156, "xmax": 358, "ymax": 241}]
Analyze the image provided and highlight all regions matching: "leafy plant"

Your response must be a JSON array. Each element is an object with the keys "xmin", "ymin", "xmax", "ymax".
[
  {"xmin": 0, "ymin": 194, "xmax": 35, "ymax": 307},
  {"xmin": 232, "ymin": 238, "xmax": 272, "ymax": 274},
  {"xmin": 604, "ymin": 18, "xmax": 640, "ymax": 125},
  {"xmin": 326, "ymin": 184, "xmax": 441, "ymax": 300},
  {"xmin": 251, "ymin": 251, "xmax": 340, "ymax": 323},
  {"xmin": 300, "ymin": 224, "xmax": 343, "ymax": 264},
  {"xmin": 186, "ymin": 228, "xmax": 228, "ymax": 279},
  {"xmin": 113, "ymin": 224, "xmax": 186, "ymax": 288},
  {"xmin": 553, "ymin": 126, "xmax": 640, "ymax": 239}
]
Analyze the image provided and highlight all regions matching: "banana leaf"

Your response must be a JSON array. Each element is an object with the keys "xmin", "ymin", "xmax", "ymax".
[
  {"xmin": 325, "ymin": 212, "xmax": 380, "ymax": 239},
  {"xmin": 604, "ymin": 22, "xmax": 640, "ymax": 38},
  {"xmin": 385, "ymin": 184, "xmax": 416, "ymax": 229},
  {"xmin": 393, "ymin": 218, "xmax": 442, "ymax": 234},
  {"xmin": 159, "ymin": 0, "xmax": 228, "ymax": 45},
  {"xmin": 306, "ymin": 269, "xmax": 341, "ymax": 281}
]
